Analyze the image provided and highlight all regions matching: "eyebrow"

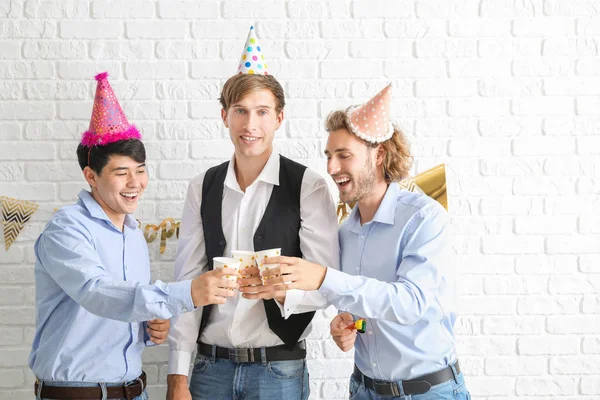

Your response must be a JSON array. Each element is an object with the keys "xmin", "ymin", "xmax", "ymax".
[
  {"xmin": 324, "ymin": 148, "xmax": 352, "ymax": 156},
  {"xmin": 231, "ymin": 104, "xmax": 274, "ymax": 110},
  {"xmin": 111, "ymin": 163, "xmax": 146, "ymax": 172}
]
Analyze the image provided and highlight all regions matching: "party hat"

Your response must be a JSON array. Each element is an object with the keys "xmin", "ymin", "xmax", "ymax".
[
  {"xmin": 80, "ymin": 72, "xmax": 140, "ymax": 147},
  {"xmin": 236, "ymin": 25, "xmax": 268, "ymax": 75},
  {"xmin": 346, "ymin": 84, "xmax": 393, "ymax": 144}
]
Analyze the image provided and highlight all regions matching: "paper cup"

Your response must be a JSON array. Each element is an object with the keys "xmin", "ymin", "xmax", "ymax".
[
  {"xmin": 212, "ymin": 257, "xmax": 241, "ymax": 289},
  {"xmin": 256, "ymin": 248, "xmax": 281, "ymax": 284},
  {"xmin": 231, "ymin": 250, "xmax": 257, "ymax": 276}
]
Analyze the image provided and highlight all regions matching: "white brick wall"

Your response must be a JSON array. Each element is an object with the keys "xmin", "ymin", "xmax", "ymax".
[{"xmin": 0, "ymin": 1, "xmax": 598, "ymax": 399}]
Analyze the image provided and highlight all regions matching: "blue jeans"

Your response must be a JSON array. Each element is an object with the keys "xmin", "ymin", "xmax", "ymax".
[
  {"xmin": 188, "ymin": 351, "xmax": 309, "ymax": 400},
  {"xmin": 349, "ymin": 371, "xmax": 471, "ymax": 400},
  {"xmin": 35, "ymin": 379, "xmax": 148, "ymax": 400}
]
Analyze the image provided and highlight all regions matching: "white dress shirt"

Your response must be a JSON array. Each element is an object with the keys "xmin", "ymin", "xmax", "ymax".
[{"xmin": 168, "ymin": 151, "xmax": 339, "ymax": 375}]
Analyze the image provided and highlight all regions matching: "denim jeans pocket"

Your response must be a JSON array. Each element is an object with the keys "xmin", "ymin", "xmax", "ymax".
[
  {"xmin": 453, "ymin": 380, "xmax": 471, "ymax": 400},
  {"xmin": 192, "ymin": 354, "xmax": 212, "ymax": 375},
  {"xmin": 349, "ymin": 375, "xmax": 365, "ymax": 400},
  {"xmin": 266, "ymin": 359, "xmax": 305, "ymax": 380}
]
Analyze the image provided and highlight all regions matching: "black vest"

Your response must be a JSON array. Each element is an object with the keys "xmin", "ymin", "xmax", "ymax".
[{"xmin": 198, "ymin": 155, "xmax": 316, "ymax": 349}]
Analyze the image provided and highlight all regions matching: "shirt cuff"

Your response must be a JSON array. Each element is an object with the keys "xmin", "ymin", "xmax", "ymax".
[
  {"xmin": 168, "ymin": 350, "xmax": 193, "ymax": 376},
  {"xmin": 168, "ymin": 280, "xmax": 195, "ymax": 316},
  {"xmin": 280, "ymin": 289, "xmax": 304, "ymax": 319},
  {"xmin": 318, "ymin": 267, "xmax": 346, "ymax": 300}
]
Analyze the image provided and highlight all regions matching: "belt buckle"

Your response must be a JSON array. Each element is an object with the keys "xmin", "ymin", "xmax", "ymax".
[
  {"xmin": 374, "ymin": 381, "xmax": 400, "ymax": 397},
  {"xmin": 228, "ymin": 348, "xmax": 255, "ymax": 363}
]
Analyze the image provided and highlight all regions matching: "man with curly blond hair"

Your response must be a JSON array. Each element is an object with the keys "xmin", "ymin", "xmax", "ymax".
[{"xmin": 260, "ymin": 84, "xmax": 471, "ymax": 400}]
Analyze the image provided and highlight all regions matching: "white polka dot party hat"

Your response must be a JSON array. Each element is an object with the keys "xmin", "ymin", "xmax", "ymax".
[
  {"xmin": 346, "ymin": 84, "xmax": 393, "ymax": 144},
  {"xmin": 237, "ymin": 25, "xmax": 268, "ymax": 75}
]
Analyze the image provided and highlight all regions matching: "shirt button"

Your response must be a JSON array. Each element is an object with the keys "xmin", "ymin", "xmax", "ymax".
[
  {"xmin": 368, "ymin": 330, "xmax": 373, "ymax": 335},
  {"xmin": 361, "ymin": 235, "xmax": 365, "ymax": 239},
  {"xmin": 182, "ymin": 307, "xmax": 188, "ymax": 312},
  {"xmin": 151, "ymin": 316, "xmax": 157, "ymax": 320},
  {"xmin": 372, "ymin": 363, "xmax": 377, "ymax": 367},
  {"xmin": 356, "ymin": 267, "xmax": 359, "ymax": 271}
]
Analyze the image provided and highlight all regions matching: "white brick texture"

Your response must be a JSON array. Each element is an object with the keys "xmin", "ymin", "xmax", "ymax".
[{"xmin": 0, "ymin": 1, "xmax": 598, "ymax": 399}]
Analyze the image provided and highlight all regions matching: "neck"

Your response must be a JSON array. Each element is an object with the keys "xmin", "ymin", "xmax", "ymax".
[
  {"xmin": 90, "ymin": 189, "xmax": 126, "ymax": 231},
  {"xmin": 356, "ymin": 179, "xmax": 389, "ymax": 225},
  {"xmin": 234, "ymin": 148, "xmax": 272, "ymax": 192}
]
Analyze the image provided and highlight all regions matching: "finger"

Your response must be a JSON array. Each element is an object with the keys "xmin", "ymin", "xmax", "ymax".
[
  {"xmin": 209, "ymin": 295, "xmax": 228, "ymax": 305},
  {"xmin": 214, "ymin": 287, "xmax": 237, "ymax": 297},
  {"xmin": 264, "ymin": 275, "xmax": 286, "ymax": 285},
  {"xmin": 241, "ymin": 291, "xmax": 275, "ymax": 300},
  {"xmin": 238, "ymin": 281, "xmax": 262, "ymax": 291},
  {"xmin": 340, "ymin": 313, "xmax": 355, "ymax": 324},
  {"xmin": 242, "ymin": 266, "xmax": 260, "ymax": 275},
  {"xmin": 262, "ymin": 256, "xmax": 283, "ymax": 265},
  {"xmin": 147, "ymin": 323, "xmax": 169, "ymax": 333},
  {"xmin": 238, "ymin": 271, "xmax": 259, "ymax": 280},
  {"xmin": 271, "ymin": 282, "xmax": 297, "ymax": 291},
  {"xmin": 214, "ymin": 279, "xmax": 238, "ymax": 290},
  {"xmin": 262, "ymin": 266, "xmax": 286, "ymax": 279},
  {"xmin": 339, "ymin": 333, "xmax": 357, "ymax": 344},
  {"xmin": 264, "ymin": 256, "xmax": 298, "ymax": 266},
  {"xmin": 150, "ymin": 336, "xmax": 166, "ymax": 345},
  {"xmin": 149, "ymin": 318, "xmax": 170, "ymax": 324},
  {"xmin": 147, "ymin": 319, "xmax": 170, "ymax": 328},
  {"xmin": 238, "ymin": 277, "xmax": 258, "ymax": 283},
  {"xmin": 214, "ymin": 267, "xmax": 238, "ymax": 277},
  {"xmin": 147, "ymin": 327, "xmax": 168, "ymax": 340}
]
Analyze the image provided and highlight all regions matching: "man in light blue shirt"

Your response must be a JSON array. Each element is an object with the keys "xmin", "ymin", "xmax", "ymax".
[
  {"xmin": 262, "ymin": 85, "xmax": 471, "ymax": 399},
  {"xmin": 30, "ymin": 72, "xmax": 237, "ymax": 400}
]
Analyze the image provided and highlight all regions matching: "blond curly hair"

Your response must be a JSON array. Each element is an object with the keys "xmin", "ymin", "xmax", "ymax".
[{"xmin": 325, "ymin": 110, "xmax": 413, "ymax": 183}]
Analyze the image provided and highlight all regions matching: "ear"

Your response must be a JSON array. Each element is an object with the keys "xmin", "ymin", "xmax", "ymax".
[
  {"xmin": 221, "ymin": 108, "xmax": 229, "ymax": 128},
  {"xmin": 275, "ymin": 109, "xmax": 284, "ymax": 130},
  {"xmin": 83, "ymin": 166, "xmax": 99, "ymax": 188},
  {"xmin": 375, "ymin": 144, "xmax": 385, "ymax": 166}
]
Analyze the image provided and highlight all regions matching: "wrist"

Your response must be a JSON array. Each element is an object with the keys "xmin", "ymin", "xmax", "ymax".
[
  {"xmin": 317, "ymin": 265, "xmax": 327, "ymax": 289},
  {"xmin": 275, "ymin": 292, "xmax": 286, "ymax": 304},
  {"xmin": 167, "ymin": 374, "xmax": 188, "ymax": 387}
]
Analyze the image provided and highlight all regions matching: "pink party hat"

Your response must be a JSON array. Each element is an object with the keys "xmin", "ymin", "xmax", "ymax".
[
  {"xmin": 346, "ymin": 84, "xmax": 393, "ymax": 144},
  {"xmin": 80, "ymin": 72, "xmax": 140, "ymax": 147},
  {"xmin": 236, "ymin": 25, "xmax": 268, "ymax": 75}
]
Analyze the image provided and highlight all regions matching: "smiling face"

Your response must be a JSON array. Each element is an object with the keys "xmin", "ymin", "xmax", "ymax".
[
  {"xmin": 84, "ymin": 155, "xmax": 148, "ymax": 227},
  {"xmin": 325, "ymin": 128, "xmax": 381, "ymax": 204},
  {"xmin": 222, "ymin": 88, "xmax": 284, "ymax": 159}
]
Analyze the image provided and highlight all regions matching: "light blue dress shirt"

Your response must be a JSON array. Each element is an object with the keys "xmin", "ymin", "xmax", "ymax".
[
  {"xmin": 29, "ymin": 190, "xmax": 194, "ymax": 382},
  {"xmin": 319, "ymin": 182, "xmax": 457, "ymax": 381}
]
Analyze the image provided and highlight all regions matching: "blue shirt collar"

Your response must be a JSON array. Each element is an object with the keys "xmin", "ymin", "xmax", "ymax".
[
  {"xmin": 77, "ymin": 190, "xmax": 138, "ymax": 230},
  {"xmin": 347, "ymin": 182, "xmax": 399, "ymax": 233}
]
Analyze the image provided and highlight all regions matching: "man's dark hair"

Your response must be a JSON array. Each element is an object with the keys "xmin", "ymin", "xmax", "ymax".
[{"xmin": 76, "ymin": 139, "xmax": 146, "ymax": 175}]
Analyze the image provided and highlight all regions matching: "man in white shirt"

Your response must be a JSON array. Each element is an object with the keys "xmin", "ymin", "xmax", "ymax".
[{"xmin": 166, "ymin": 26, "xmax": 339, "ymax": 400}]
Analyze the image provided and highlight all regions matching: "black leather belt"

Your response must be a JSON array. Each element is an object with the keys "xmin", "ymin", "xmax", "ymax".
[
  {"xmin": 353, "ymin": 361, "xmax": 461, "ymax": 396},
  {"xmin": 34, "ymin": 371, "xmax": 146, "ymax": 400},
  {"xmin": 198, "ymin": 341, "xmax": 306, "ymax": 363}
]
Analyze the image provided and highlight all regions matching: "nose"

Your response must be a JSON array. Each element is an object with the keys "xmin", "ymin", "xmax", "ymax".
[
  {"xmin": 327, "ymin": 157, "xmax": 340, "ymax": 176},
  {"xmin": 126, "ymin": 172, "xmax": 140, "ymax": 187},
  {"xmin": 245, "ymin": 112, "xmax": 259, "ymax": 132}
]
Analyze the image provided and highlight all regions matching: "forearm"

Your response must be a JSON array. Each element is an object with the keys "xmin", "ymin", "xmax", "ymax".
[{"xmin": 319, "ymin": 268, "xmax": 430, "ymax": 325}]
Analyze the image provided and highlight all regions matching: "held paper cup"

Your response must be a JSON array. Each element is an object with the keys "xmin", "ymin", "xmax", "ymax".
[
  {"xmin": 231, "ymin": 250, "xmax": 257, "ymax": 277},
  {"xmin": 212, "ymin": 257, "xmax": 241, "ymax": 290},
  {"xmin": 255, "ymin": 248, "xmax": 281, "ymax": 285}
]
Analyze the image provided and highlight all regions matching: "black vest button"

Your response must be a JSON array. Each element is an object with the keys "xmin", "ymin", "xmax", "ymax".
[{"xmin": 219, "ymin": 240, "xmax": 225, "ymax": 246}]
